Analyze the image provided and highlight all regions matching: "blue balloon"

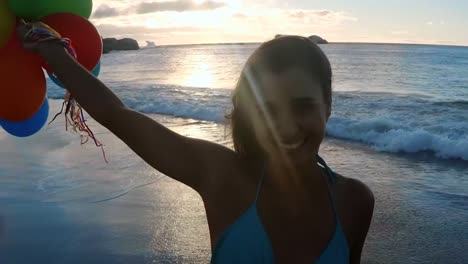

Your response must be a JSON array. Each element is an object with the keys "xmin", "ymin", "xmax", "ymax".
[
  {"xmin": 92, "ymin": 60, "xmax": 101, "ymax": 76},
  {"xmin": 48, "ymin": 61, "xmax": 101, "ymax": 88},
  {"xmin": 0, "ymin": 98, "xmax": 49, "ymax": 137}
]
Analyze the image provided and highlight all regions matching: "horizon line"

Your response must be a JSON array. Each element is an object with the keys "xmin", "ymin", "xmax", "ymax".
[{"xmin": 146, "ymin": 41, "xmax": 468, "ymax": 49}]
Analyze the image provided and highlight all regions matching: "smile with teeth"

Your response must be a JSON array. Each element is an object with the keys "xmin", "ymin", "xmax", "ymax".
[{"xmin": 279, "ymin": 138, "xmax": 307, "ymax": 150}]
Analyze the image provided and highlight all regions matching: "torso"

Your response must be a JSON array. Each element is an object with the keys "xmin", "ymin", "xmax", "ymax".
[{"xmin": 201, "ymin": 156, "xmax": 357, "ymax": 263}]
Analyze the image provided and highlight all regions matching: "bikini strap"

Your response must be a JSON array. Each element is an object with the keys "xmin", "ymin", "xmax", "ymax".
[
  {"xmin": 317, "ymin": 155, "xmax": 340, "ymax": 221},
  {"xmin": 317, "ymin": 155, "xmax": 337, "ymax": 184},
  {"xmin": 254, "ymin": 166, "xmax": 266, "ymax": 204}
]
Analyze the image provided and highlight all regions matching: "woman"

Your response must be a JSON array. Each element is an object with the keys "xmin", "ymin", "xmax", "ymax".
[{"xmin": 18, "ymin": 23, "xmax": 374, "ymax": 263}]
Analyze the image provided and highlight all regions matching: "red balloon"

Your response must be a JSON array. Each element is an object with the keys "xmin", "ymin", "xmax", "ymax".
[
  {"xmin": 41, "ymin": 13, "xmax": 102, "ymax": 72},
  {"xmin": 0, "ymin": 29, "xmax": 46, "ymax": 122}
]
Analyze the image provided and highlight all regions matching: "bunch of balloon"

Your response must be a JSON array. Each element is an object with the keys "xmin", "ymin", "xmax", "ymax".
[{"xmin": 0, "ymin": 0, "xmax": 102, "ymax": 137}]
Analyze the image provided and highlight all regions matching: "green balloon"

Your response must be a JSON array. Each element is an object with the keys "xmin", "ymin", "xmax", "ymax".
[
  {"xmin": 8, "ymin": 0, "xmax": 93, "ymax": 20},
  {"xmin": 0, "ymin": 0, "xmax": 15, "ymax": 48}
]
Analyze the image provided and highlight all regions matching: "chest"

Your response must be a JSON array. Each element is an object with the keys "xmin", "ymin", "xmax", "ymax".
[
  {"xmin": 255, "ymin": 192, "xmax": 338, "ymax": 264},
  {"xmin": 206, "ymin": 168, "xmax": 352, "ymax": 263}
]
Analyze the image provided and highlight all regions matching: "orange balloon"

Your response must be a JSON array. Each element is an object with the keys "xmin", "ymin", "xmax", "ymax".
[{"xmin": 0, "ymin": 30, "xmax": 46, "ymax": 122}]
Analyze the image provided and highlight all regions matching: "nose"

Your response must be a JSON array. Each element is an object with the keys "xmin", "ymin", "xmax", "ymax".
[{"xmin": 272, "ymin": 110, "xmax": 300, "ymax": 142}]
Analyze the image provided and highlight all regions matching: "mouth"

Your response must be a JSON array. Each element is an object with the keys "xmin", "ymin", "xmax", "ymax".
[{"xmin": 278, "ymin": 137, "xmax": 308, "ymax": 151}]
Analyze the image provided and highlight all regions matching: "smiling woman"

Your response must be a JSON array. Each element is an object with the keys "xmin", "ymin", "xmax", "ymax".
[
  {"xmin": 4, "ymin": 1, "xmax": 468, "ymax": 263},
  {"xmin": 16, "ymin": 18, "xmax": 377, "ymax": 261}
]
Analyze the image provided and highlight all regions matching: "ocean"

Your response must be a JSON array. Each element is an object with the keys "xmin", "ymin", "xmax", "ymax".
[
  {"xmin": 1, "ymin": 43, "xmax": 467, "ymax": 263},
  {"xmin": 49, "ymin": 43, "xmax": 468, "ymax": 161}
]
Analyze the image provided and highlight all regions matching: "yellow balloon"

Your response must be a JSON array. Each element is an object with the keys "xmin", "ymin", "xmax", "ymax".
[{"xmin": 0, "ymin": 0, "xmax": 15, "ymax": 48}]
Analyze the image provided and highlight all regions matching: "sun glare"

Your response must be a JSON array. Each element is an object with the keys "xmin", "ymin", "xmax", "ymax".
[{"xmin": 184, "ymin": 62, "xmax": 215, "ymax": 88}]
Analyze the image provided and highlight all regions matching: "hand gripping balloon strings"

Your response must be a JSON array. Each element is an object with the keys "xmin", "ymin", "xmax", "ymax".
[{"xmin": 24, "ymin": 22, "xmax": 108, "ymax": 163}]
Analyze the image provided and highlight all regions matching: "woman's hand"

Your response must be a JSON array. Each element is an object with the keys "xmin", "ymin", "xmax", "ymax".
[{"xmin": 16, "ymin": 21, "xmax": 63, "ymax": 56}]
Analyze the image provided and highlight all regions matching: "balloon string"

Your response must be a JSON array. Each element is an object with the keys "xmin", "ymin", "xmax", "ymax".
[
  {"xmin": 26, "ymin": 22, "xmax": 108, "ymax": 163},
  {"xmin": 24, "ymin": 23, "xmax": 78, "ymax": 59},
  {"xmin": 48, "ymin": 92, "xmax": 108, "ymax": 163}
]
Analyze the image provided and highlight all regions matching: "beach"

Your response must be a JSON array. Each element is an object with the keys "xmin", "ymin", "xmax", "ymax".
[{"xmin": 1, "ymin": 43, "xmax": 468, "ymax": 263}]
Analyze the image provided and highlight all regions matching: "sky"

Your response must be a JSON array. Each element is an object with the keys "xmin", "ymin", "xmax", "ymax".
[{"xmin": 91, "ymin": 0, "xmax": 468, "ymax": 46}]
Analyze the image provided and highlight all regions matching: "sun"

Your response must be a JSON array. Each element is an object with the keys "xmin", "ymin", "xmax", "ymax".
[{"xmin": 184, "ymin": 62, "xmax": 215, "ymax": 88}]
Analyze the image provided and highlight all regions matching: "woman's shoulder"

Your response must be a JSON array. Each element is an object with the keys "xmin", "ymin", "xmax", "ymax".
[
  {"xmin": 335, "ymin": 173, "xmax": 374, "ymax": 205},
  {"xmin": 333, "ymin": 173, "xmax": 375, "ymax": 247},
  {"xmin": 335, "ymin": 173, "xmax": 375, "ymax": 212}
]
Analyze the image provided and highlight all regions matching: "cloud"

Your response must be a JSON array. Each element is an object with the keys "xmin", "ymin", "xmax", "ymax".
[
  {"xmin": 317, "ymin": 10, "xmax": 331, "ymax": 16},
  {"xmin": 289, "ymin": 10, "xmax": 331, "ymax": 18},
  {"xmin": 233, "ymin": 12, "xmax": 246, "ymax": 18},
  {"xmin": 92, "ymin": 4, "xmax": 121, "ymax": 18},
  {"xmin": 92, "ymin": 4, "xmax": 359, "ymax": 45},
  {"xmin": 426, "ymin": 20, "xmax": 447, "ymax": 26},
  {"xmin": 284, "ymin": 9, "xmax": 357, "ymax": 25},
  {"xmin": 91, "ymin": 0, "xmax": 228, "ymax": 19},
  {"xmin": 97, "ymin": 23, "xmax": 213, "ymax": 36},
  {"xmin": 136, "ymin": 0, "xmax": 226, "ymax": 14}
]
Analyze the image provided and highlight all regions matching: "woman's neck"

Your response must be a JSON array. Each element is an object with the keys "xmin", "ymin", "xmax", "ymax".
[{"xmin": 262, "ymin": 156, "xmax": 326, "ymax": 200}]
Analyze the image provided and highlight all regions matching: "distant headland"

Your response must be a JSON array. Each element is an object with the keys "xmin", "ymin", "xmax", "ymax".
[{"xmin": 102, "ymin": 38, "xmax": 140, "ymax": 53}]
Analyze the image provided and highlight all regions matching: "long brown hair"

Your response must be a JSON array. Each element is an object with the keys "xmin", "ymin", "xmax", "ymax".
[{"xmin": 228, "ymin": 36, "xmax": 333, "ymax": 162}]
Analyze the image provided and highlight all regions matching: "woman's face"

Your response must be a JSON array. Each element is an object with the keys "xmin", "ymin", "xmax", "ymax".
[{"xmin": 251, "ymin": 68, "xmax": 331, "ymax": 166}]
